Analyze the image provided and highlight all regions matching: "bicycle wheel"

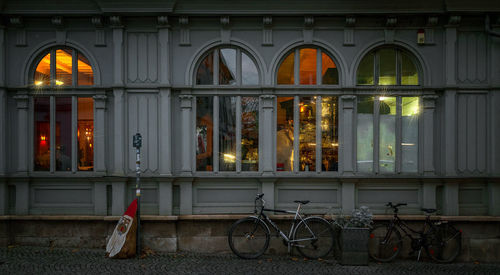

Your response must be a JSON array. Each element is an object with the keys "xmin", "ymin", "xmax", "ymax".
[
  {"xmin": 368, "ymin": 224, "xmax": 402, "ymax": 262},
  {"xmin": 228, "ymin": 217, "xmax": 270, "ymax": 259},
  {"xmin": 427, "ymin": 223, "xmax": 461, "ymax": 263},
  {"xmin": 293, "ymin": 217, "xmax": 335, "ymax": 259}
]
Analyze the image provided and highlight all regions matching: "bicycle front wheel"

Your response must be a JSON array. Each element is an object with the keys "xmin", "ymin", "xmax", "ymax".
[
  {"xmin": 228, "ymin": 217, "xmax": 270, "ymax": 259},
  {"xmin": 368, "ymin": 224, "xmax": 402, "ymax": 262},
  {"xmin": 427, "ymin": 223, "xmax": 461, "ymax": 263},
  {"xmin": 293, "ymin": 217, "xmax": 335, "ymax": 259}
]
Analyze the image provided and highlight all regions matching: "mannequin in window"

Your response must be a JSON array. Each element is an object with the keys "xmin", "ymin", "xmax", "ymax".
[
  {"xmin": 196, "ymin": 103, "xmax": 213, "ymax": 171},
  {"xmin": 276, "ymin": 119, "xmax": 294, "ymax": 171}
]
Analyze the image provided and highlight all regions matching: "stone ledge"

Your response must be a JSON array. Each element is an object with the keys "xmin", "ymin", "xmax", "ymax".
[{"xmin": 1, "ymin": 215, "xmax": 499, "ymax": 222}]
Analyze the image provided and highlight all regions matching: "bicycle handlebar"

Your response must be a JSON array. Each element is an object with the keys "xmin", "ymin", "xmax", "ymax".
[{"xmin": 386, "ymin": 202, "xmax": 408, "ymax": 209}]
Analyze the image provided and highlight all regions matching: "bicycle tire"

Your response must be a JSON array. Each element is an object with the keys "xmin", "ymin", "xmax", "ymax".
[
  {"xmin": 368, "ymin": 223, "xmax": 403, "ymax": 262},
  {"xmin": 228, "ymin": 217, "xmax": 270, "ymax": 259},
  {"xmin": 293, "ymin": 217, "xmax": 335, "ymax": 259},
  {"xmin": 426, "ymin": 223, "xmax": 462, "ymax": 263}
]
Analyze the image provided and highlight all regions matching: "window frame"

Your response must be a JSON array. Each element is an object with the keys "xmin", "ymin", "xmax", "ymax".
[
  {"xmin": 193, "ymin": 94, "xmax": 262, "ymax": 175},
  {"xmin": 32, "ymin": 47, "xmax": 94, "ymax": 88},
  {"xmin": 274, "ymin": 95, "xmax": 340, "ymax": 175},
  {"xmin": 354, "ymin": 95, "xmax": 423, "ymax": 175},
  {"xmin": 276, "ymin": 47, "xmax": 340, "ymax": 86},
  {"xmin": 356, "ymin": 47, "xmax": 421, "ymax": 86},
  {"xmin": 194, "ymin": 46, "xmax": 260, "ymax": 87}
]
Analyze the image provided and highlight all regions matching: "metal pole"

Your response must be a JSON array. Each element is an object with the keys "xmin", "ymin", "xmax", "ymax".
[{"xmin": 133, "ymin": 133, "xmax": 142, "ymax": 258}]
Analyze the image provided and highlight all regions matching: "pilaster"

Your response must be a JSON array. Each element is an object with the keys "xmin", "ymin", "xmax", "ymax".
[
  {"xmin": 260, "ymin": 95, "xmax": 275, "ymax": 174},
  {"xmin": 14, "ymin": 93, "xmax": 29, "ymax": 174},
  {"xmin": 0, "ymin": 89, "xmax": 5, "ymax": 175},
  {"xmin": 159, "ymin": 89, "xmax": 172, "ymax": 175},
  {"xmin": 93, "ymin": 94, "xmax": 107, "ymax": 173},
  {"xmin": 445, "ymin": 16, "xmax": 460, "ymax": 86},
  {"xmin": 341, "ymin": 180, "xmax": 356, "ymax": 214},
  {"xmin": 443, "ymin": 180, "xmax": 459, "ymax": 216},
  {"xmin": 0, "ymin": 180, "xmax": 6, "ymax": 215},
  {"xmin": 158, "ymin": 179, "xmax": 173, "ymax": 215},
  {"xmin": 422, "ymin": 181, "xmax": 437, "ymax": 210},
  {"xmin": 112, "ymin": 90, "xmax": 125, "ymax": 175},
  {"xmin": 94, "ymin": 182, "xmax": 107, "ymax": 215},
  {"xmin": 260, "ymin": 179, "xmax": 275, "ymax": 210},
  {"xmin": 180, "ymin": 95, "xmax": 193, "ymax": 174},
  {"xmin": 14, "ymin": 180, "xmax": 29, "ymax": 215},
  {"xmin": 422, "ymin": 95, "xmax": 438, "ymax": 175},
  {"xmin": 488, "ymin": 180, "xmax": 500, "ymax": 216},
  {"xmin": 340, "ymin": 95, "xmax": 356, "ymax": 175},
  {"xmin": 111, "ymin": 181, "xmax": 126, "ymax": 215},
  {"xmin": 178, "ymin": 178, "xmax": 193, "ymax": 215},
  {"xmin": 443, "ymin": 90, "xmax": 457, "ymax": 176},
  {"xmin": 158, "ymin": 16, "xmax": 170, "ymax": 86}
]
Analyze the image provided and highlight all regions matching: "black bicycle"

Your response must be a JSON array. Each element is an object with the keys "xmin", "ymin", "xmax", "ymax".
[
  {"xmin": 368, "ymin": 202, "xmax": 462, "ymax": 263},
  {"xmin": 228, "ymin": 193, "xmax": 335, "ymax": 259}
]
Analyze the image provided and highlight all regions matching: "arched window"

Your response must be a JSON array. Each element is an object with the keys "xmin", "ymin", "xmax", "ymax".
[
  {"xmin": 195, "ymin": 46, "xmax": 259, "ymax": 85},
  {"xmin": 33, "ymin": 47, "xmax": 94, "ymax": 87},
  {"xmin": 277, "ymin": 47, "xmax": 338, "ymax": 85},
  {"xmin": 356, "ymin": 47, "xmax": 419, "ymax": 86}
]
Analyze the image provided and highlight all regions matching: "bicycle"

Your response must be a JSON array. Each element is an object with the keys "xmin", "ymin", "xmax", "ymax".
[
  {"xmin": 368, "ymin": 202, "xmax": 462, "ymax": 263},
  {"xmin": 228, "ymin": 193, "xmax": 335, "ymax": 259}
]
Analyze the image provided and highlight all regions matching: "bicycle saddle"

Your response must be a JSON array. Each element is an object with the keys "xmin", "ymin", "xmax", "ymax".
[
  {"xmin": 421, "ymin": 208, "xmax": 437, "ymax": 214},
  {"xmin": 294, "ymin": 200, "xmax": 310, "ymax": 205}
]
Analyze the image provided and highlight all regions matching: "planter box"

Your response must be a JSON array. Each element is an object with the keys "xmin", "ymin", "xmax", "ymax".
[{"xmin": 339, "ymin": 227, "xmax": 369, "ymax": 265}]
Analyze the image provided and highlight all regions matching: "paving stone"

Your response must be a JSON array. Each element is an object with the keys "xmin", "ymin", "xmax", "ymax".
[{"xmin": 1, "ymin": 246, "xmax": 499, "ymax": 275}]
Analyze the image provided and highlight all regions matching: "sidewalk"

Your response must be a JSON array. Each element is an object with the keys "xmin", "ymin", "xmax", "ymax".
[{"xmin": 1, "ymin": 246, "xmax": 499, "ymax": 275}]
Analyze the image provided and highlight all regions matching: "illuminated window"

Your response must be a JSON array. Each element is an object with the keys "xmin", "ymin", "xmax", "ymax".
[
  {"xmin": 33, "ymin": 47, "xmax": 94, "ymax": 87},
  {"xmin": 356, "ymin": 96, "xmax": 420, "ymax": 174},
  {"xmin": 196, "ymin": 96, "xmax": 259, "ymax": 172},
  {"xmin": 357, "ymin": 48, "xmax": 419, "ymax": 86},
  {"xmin": 195, "ymin": 47, "xmax": 259, "ymax": 85},
  {"xmin": 277, "ymin": 47, "xmax": 338, "ymax": 85},
  {"xmin": 34, "ymin": 97, "xmax": 94, "ymax": 172}
]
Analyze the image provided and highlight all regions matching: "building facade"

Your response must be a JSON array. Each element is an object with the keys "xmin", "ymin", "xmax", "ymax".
[{"xmin": 1, "ymin": 0, "xmax": 500, "ymax": 223}]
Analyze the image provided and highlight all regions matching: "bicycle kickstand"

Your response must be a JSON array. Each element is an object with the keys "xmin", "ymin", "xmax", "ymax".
[{"xmin": 417, "ymin": 247, "xmax": 422, "ymax": 262}]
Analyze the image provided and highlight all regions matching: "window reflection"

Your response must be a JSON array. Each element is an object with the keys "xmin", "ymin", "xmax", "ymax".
[
  {"xmin": 277, "ymin": 52, "xmax": 295, "ymax": 84},
  {"xmin": 241, "ymin": 97, "xmax": 259, "ymax": 171},
  {"xmin": 299, "ymin": 97, "xmax": 316, "ymax": 171},
  {"xmin": 401, "ymin": 52, "xmax": 418, "ymax": 85},
  {"xmin": 242, "ymin": 53, "xmax": 259, "ymax": 85},
  {"xmin": 299, "ymin": 49, "xmax": 317, "ymax": 85},
  {"xmin": 56, "ymin": 97, "xmax": 72, "ymax": 171},
  {"xmin": 77, "ymin": 53, "xmax": 94, "ymax": 86},
  {"xmin": 379, "ymin": 96, "xmax": 396, "ymax": 173},
  {"xmin": 219, "ymin": 97, "xmax": 237, "ymax": 171},
  {"xmin": 357, "ymin": 52, "xmax": 374, "ymax": 85},
  {"xmin": 78, "ymin": 98, "xmax": 94, "ymax": 171},
  {"xmin": 378, "ymin": 49, "xmax": 396, "ymax": 85},
  {"xmin": 34, "ymin": 53, "xmax": 51, "ymax": 86},
  {"xmin": 34, "ymin": 97, "xmax": 50, "ymax": 171},
  {"xmin": 219, "ymin": 49, "xmax": 236, "ymax": 85},
  {"xmin": 56, "ymin": 49, "xmax": 73, "ymax": 86},
  {"xmin": 196, "ymin": 53, "xmax": 214, "ymax": 85},
  {"xmin": 322, "ymin": 53, "xmax": 338, "ymax": 84},
  {"xmin": 196, "ymin": 97, "xmax": 214, "ymax": 171},
  {"xmin": 402, "ymin": 97, "xmax": 419, "ymax": 172},
  {"xmin": 321, "ymin": 97, "xmax": 338, "ymax": 171},
  {"xmin": 277, "ymin": 97, "xmax": 294, "ymax": 171},
  {"xmin": 357, "ymin": 96, "xmax": 374, "ymax": 172}
]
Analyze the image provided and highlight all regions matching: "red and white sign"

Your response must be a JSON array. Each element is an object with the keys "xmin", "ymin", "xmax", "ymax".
[{"xmin": 106, "ymin": 199, "xmax": 138, "ymax": 258}]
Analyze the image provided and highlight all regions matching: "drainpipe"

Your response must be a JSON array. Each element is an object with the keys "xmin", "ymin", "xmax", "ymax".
[{"xmin": 486, "ymin": 15, "xmax": 500, "ymax": 37}]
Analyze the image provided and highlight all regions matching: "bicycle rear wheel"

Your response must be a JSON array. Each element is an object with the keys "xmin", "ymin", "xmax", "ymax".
[
  {"xmin": 427, "ymin": 223, "xmax": 461, "ymax": 263},
  {"xmin": 228, "ymin": 217, "xmax": 270, "ymax": 259},
  {"xmin": 368, "ymin": 224, "xmax": 402, "ymax": 262},
  {"xmin": 293, "ymin": 217, "xmax": 335, "ymax": 259}
]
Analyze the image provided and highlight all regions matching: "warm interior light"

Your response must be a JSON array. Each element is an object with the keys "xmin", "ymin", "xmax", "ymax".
[
  {"xmin": 300, "ymin": 105, "xmax": 305, "ymax": 113},
  {"xmin": 35, "ymin": 81, "xmax": 44, "ymax": 86},
  {"xmin": 401, "ymin": 143, "xmax": 415, "ymax": 146},
  {"xmin": 379, "ymin": 96, "xmax": 389, "ymax": 101},
  {"xmin": 223, "ymin": 153, "xmax": 236, "ymax": 163},
  {"xmin": 55, "ymin": 80, "xmax": 64, "ymax": 86}
]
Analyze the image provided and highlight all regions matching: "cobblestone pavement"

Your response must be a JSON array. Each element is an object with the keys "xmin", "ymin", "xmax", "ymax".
[{"xmin": 1, "ymin": 246, "xmax": 499, "ymax": 275}]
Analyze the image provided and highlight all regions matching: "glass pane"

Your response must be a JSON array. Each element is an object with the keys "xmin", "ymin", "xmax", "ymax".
[
  {"xmin": 219, "ymin": 49, "xmax": 236, "ymax": 85},
  {"xmin": 77, "ymin": 53, "xmax": 94, "ymax": 86},
  {"xmin": 196, "ymin": 52, "xmax": 214, "ymax": 85},
  {"xmin": 299, "ymin": 97, "xmax": 316, "ymax": 171},
  {"xmin": 379, "ymin": 96, "xmax": 396, "ymax": 173},
  {"xmin": 78, "ymin": 98, "xmax": 94, "ymax": 171},
  {"xmin": 356, "ymin": 52, "xmax": 374, "ymax": 85},
  {"xmin": 401, "ymin": 52, "xmax": 419, "ymax": 85},
  {"xmin": 277, "ymin": 97, "xmax": 294, "ymax": 171},
  {"xmin": 34, "ymin": 53, "xmax": 51, "ymax": 86},
  {"xmin": 219, "ymin": 96, "xmax": 237, "ymax": 171},
  {"xmin": 357, "ymin": 96, "xmax": 374, "ymax": 173},
  {"xmin": 196, "ymin": 97, "xmax": 213, "ymax": 171},
  {"xmin": 321, "ymin": 97, "xmax": 338, "ymax": 171},
  {"xmin": 402, "ymin": 97, "xmax": 419, "ymax": 173},
  {"xmin": 299, "ymin": 49, "xmax": 317, "ymax": 85},
  {"xmin": 277, "ymin": 52, "xmax": 294, "ymax": 84},
  {"xmin": 55, "ymin": 49, "xmax": 73, "ymax": 86},
  {"xmin": 241, "ymin": 97, "xmax": 259, "ymax": 171},
  {"xmin": 322, "ymin": 53, "xmax": 338, "ymax": 84},
  {"xmin": 378, "ymin": 49, "xmax": 396, "ymax": 85},
  {"xmin": 56, "ymin": 97, "xmax": 72, "ymax": 171},
  {"xmin": 242, "ymin": 53, "xmax": 259, "ymax": 85},
  {"xmin": 34, "ymin": 97, "xmax": 50, "ymax": 171}
]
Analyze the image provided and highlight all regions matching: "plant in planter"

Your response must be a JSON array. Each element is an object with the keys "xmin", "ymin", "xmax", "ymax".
[{"xmin": 330, "ymin": 206, "xmax": 373, "ymax": 265}]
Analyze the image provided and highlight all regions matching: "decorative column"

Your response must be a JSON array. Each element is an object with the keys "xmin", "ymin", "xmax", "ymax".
[
  {"xmin": 14, "ymin": 93, "xmax": 29, "ymax": 174},
  {"xmin": 179, "ymin": 95, "xmax": 193, "ymax": 174},
  {"xmin": 260, "ymin": 179, "xmax": 276, "ymax": 210},
  {"xmin": 443, "ymin": 180, "xmax": 459, "ymax": 216},
  {"xmin": 488, "ymin": 180, "xmax": 500, "ymax": 216},
  {"xmin": 0, "ymin": 26, "xmax": 5, "ymax": 175},
  {"xmin": 158, "ymin": 179, "xmax": 173, "ymax": 215},
  {"xmin": 0, "ymin": 180, "xmax": 6, "ymax": 215},
  {"xmin": 112, "ymin": 180, "xmax": 126, "ymax": 215},
  {"xmin": 158, "ymin": 16, "xmax": 172, "ymax": 176},
  {"xmin": 340, "ymin": 95, "xmax": 356, "ymax": 175},
  {"xmin": 94, "ymin": 181, "xmax": 107, "ymax": 215},
  {"xmin": 178, "ymin": 178, "xmax": 193, "ymax": 215},
  {"xmin": 341, "ymin": 179, "xmax": 356, "ymax": 214},
  {"xmin": 93, "ymin": 94, "xmax": 107, "ymax": 173},
  {"xmin": 14, "ymin": 179, "xmax": 29, "ymax": 215},
  {"xmin": 260, "ymin": 95, "xmax": 275, "ymax": 174},
  {"xmin": 422, "ymin": 180, "xmax": 438, "ymax": 210},
  {"xmin": 111, "ymin": 16, "xmax": 125, "ymax": 176},
  {"xmin": 422, "ymin": 95, "xmax": 438, "ymax": 175}
]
